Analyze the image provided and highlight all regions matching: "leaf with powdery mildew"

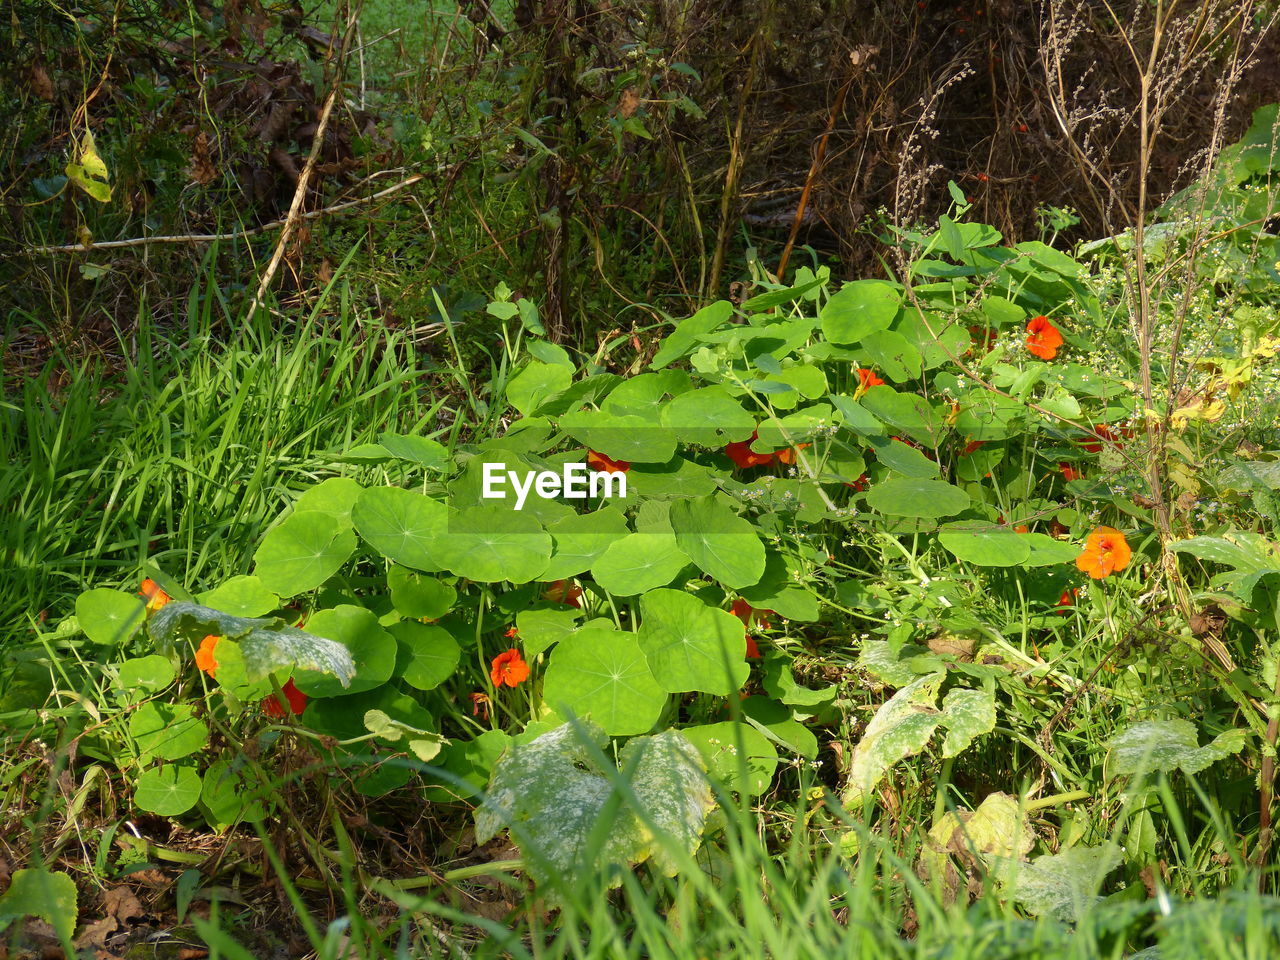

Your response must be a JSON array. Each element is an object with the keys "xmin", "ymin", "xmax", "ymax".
[
  {"xmin": 1107, "ymin": 720, "xmax": 1245, "ymax": 777},
  {"xmin": 842, "ymin": 674, "xmax": 943, "ymax": 808}
]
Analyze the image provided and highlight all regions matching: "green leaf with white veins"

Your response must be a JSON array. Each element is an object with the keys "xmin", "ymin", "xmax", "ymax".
[
  {"xmin": 842, "ymin": 674, "xmax": 944, "ymax": 808},
  {"xmin": 543, "ymin": 624, "xmax": 666, "ymax": 736},
  {"xmin": 637, "ymin": 589, "xmax": 748, "ymax": 695},
  {"xmin": 474, "ymin": 722, "xmax": 712, "ymax": 893},
  {"xmin": 253, "ymin": 509, "xmax": 356, "ymax": 597},
  {"xmin": 1107, "ymin": 719, "xmax": 1246, "ymax": 776},
  {"xmin": 591, "ymin": 532, "xmax": 690, "ymax": 596},
  {"xmin": 669, "ymin": 495, "xmax": 765, "ymax": 589}
]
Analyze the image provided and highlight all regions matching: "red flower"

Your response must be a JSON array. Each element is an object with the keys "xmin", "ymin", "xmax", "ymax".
[
  {"xmin": 967, "ymin": 325, "xmax": 998, "ymax": 353},
  {"xmin": 139, "ymin": 578, "xmax": 171, "ymax": 613},
  {"xmin": 1014, "ymin": 525, "xmax": 1030, "ymax": 534},
  {"xmin": 745, "ymin": 635, "xmax": 761, "ymax": 660},
  {"xmin": 504, "ymin": 625, "xmax": 519, "ymax": 639},
  {"xmin": 1025, "ymin": 316, "xmax": 1064, "ymax": 360},
  {"xmin": 724, "ymin": 431, "xmax": 777, "ymax": 469},
  {"xmin": 1056, "ymin": 587, "xmax": 1080, "ymax": 611},
  {"xmin": 543, "ymin": 579, "xmax": 583, "ymax": 608},
  {"xmin": 490, "ymin": 649, "xmax": 530, "ymax": 688},
  {"xmin": 470, "ymin": 692, "xmax": 491, "ymax": 720},
  {"xmin": 1075, "ymin": 527, "xmax": 1132, "ymax": 580},
  {"xmin": 960, "ymin": 439, "xmax": 986, "ymax": 455},
  {"xmin": 195, "ymin": 634, "xmax": 221, "ymax": 677},
  {"xmin": 1059, "ymin": 462, "xmax": 1082, "ymax": 482},
  {"xmin": 843, "ymin": 473, "xmax": 870, "ymax": 493},
  {"xmin": 773, "ymin": 443, "xmax": 811, "ymax": 466},
  {"xmin": 586, "ymin": 449, "xmax": 630, "ymax": 474},
  {"xmin": 263, "ymin": 678, "xmax": 308, "ymax": 718},
  {"xmin": 1080, "ymin": 424, "xmax": 1136, "ymax": 452}
]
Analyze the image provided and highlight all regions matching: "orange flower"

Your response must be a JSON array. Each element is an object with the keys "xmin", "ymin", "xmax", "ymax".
[
  {"xmin": 1075, "ymin": 527, "xmax": 1132, "ymax": 579},
  {"xmin": 139, "ymin": 578, "xmax": 171, "ymax": 613},
  {"xmin": 960, "ymin": 439, "xmax": 986, "ymax": 456},
  {"xmin": 1060, "ymin": 462, "xmax": 1082, "ymax": 482},
  {"xmin": 195, "ymin": 634, "xmax": 221, "ymax": 677},
  {"xmin": 774, "ymin": 443, "xmax": 811, "ymax": 466},
  {"xmin": 1056, "ymin": 587, "xmax": 1080, "ymax": 611},
  {"xmin": 543, "ymin": 579, "xmax": 583, "ymax": 608},
  {"xmin": 1025, "ymin": 316, "xmax": 1064, "ymax": 360},
  {"xmin": 262, "ymin": 678, "xmax": 308, "ymax": 718},
  {"xmin": 586, "ymin": 449, "xmax": 631, "ymax": 474},
  {"xmin": 855, "ymin": 368, "xmax": 885, "ymax": 396},
  {"xmin": 745, "ymin": 635, "xmax": 762, "ymax": 660},
  {"xmin": 470, "ymin": 691, "xmax": 491, "ymax": 720},
  {"xmin": 1014, "ymin": 525, "xmax": 1030, "ymax": 534},
  {"xmin": 490, "ymin": 649, "xmax": 530, "ymax": 688},
  {"xmin": 724, "ymin": 431, "xmax": 776, "ymax": 469},
  {"xmin": 504, "ymin": 625, "xmax": 519, "ymax": 639}
]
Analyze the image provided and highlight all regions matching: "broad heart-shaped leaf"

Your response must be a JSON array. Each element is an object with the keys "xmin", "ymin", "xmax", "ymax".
[
  {"xmin": 147, "ymin": 602, "xmax": 354, "ymax": 687},
  {"xmin": 1021, "ymin": 534, "xmax": 1080, "ymax": 567},
  {"xmin": 862, "ymin": 329, "xmax": 923, "ymax": 382},
  {"xmin": 842, "ymin": 674, "xmax": 944, "ymax": 808},
  {"xmin": 129, "ymin": 702, "xmax": 208, "ymax": 760},
  {"xmin": 390, "ymin": 620, "xmax": 460, "ymax": 690},
  {"xmin": 506, "ymin": 360, "xmax": 573, "ymax": 418},
  {"xmin": 294, "ymin": 476, "xmax": 363, "ymax": 522},
  {"xmin": 432, "ymin": 506, "xmax": 552, "ymax": 583},
  {"xmin": 939, "ymin": 685, "xmax": 997, "ymax": 757},
  {"xmin": 680, "ymin": 720, "xmax": 779, "ymax": 796},
  {"xmin": 558, "ymin": 408, "xmax": 676, "ymax": 463},
  {"xmin": 201, "ymin": 757, "xmax": 269, "ymax": 826},
  {"xmin": 737, "ymin": 550, "xmax": 819, "ymax": 621},
  {"xmin": 0, "ymin": 868, "xmax": 78, "ymax": 942},
  {"xmin": 116, "ymin": 655, "xmax": 175, "ymax": 692},
  {"xmin": 76, "ymin": 588, "xmax": 146, "ymax": 646},
  {"xmin": 253, "ymin": 510, "xmax": 357, "ymax": 597},
  {"xmin": 669, "ymin": 495, "xmax": 766, "ymax": 589},
  {"xmin": 1107, "ymin": 720, "xmax": 1246, "ymax": 777},
  {"xmin": 388, "ymin": 566, "xmax": 456, "ymax": 620},
  {"xmin": 637, "ymin": 589, "xmax": 749, "ymax": 696},
  {"xmin": 543, "ymin": 624, "xmax": 666, "ymax": 736},
  {"xmin": 650, "ymin": 299, "xmax": 734, "ymax": 369},
  {"xmin": 659, "ymin": 386, "xmax": 756, "ymax": 446},
  {"xmin": 591, "ymin": 532, "xmax": 690, "ymax": 596},
  {"xmin": 474, "ymin": 722, "xmax": 712, "ymax": 892},
  {"xmin": 134, "ymin": 765, "xmax": 203, "ymax": 817},
  {"xmin": 294, "ymin": 605, "xmax": 396, "ymax": 697},
  {"xmin": 378, "ymin": 432, "xmax": 449, "ymax": 470},
  {"xmin": 938, "ymin": 521, "xmax": 1031, "ymax": 567},
  {"xmin": 996, "ymin": 846, "xmax": 1123, "ymax": 922},
  {"xmin": 624, "ymin": 456, "xmax": 719, "ymax": 501},
  {"xmin": 859, "ymin": 386, "xmax": 948, "ymax": 446},
  {"xmin": 866, "ymin": 478, "xmax": 969, "ymax": 519},
  {"xmin": 352, "ymin": 486, "xmax": 449, "ymax": 572},
  {"xmin": 197, "ymin": 575, "xmax": 279, "ymax": 617},
  {"xmin": 869, "ymin": 436, "xmax": 939, "ymax": 479},
  {"xmin": 1171, "ymin": 533, "xmax": 1280, "ymax": 599},
  {"xmin": 602, "ymin": 370, "xmax": 692, "ymax": 418},
  {"xmin": 820, "ymin": 279, "xmax": 900, "ymax": 343},
  {"xmin": 543, "ymin": 507, "xmax": 630, "ymax": 580},
  {"xmin": 516, "ymin": 606, "xmax": 582, "ymax": 657}
]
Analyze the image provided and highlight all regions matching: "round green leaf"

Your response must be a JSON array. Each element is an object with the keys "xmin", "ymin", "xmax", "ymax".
[
  {"xmin": 870, "ymin": 437, "xmax": 939, "ymax": 478},
  {"xmin": 859, "ymin": 386, "xmax": 948, "ymax": 446},
  {"xmin": 516, "ymin": 606, "xmax": 582, "ymax": 657},
  {"xmin": 660, "ymin": 386, "xmax": 756, "ymax": 446},
  {"xmin": 637, "ymin": 589, "xmax": 749, "ymax": 695},
  {"xmin": 116, "ymin": 655, "xmax": 175, "ymax": 692},
  {"xmin": 253, "ymin": 510, "xmax": 356, "ymax": 597},
  {"xmin": 293, "ymin": 605, "xmax": 397, "ymax": 697},
  {"xmin": 937, "ymin": 521, "xmax": 1032, "ymax": 566},
  {"xmin": 543, "ymin": 625, "xmax": 666, "ymax": 736},
  {"xmin": 507, "ymin": 361, "xmax": 573, "ymax": 418},
  {"xmin": 862, "ymin": 329, "xmax": 922, "ymax": 382},
  {"xmin": 201, "ymin": 758, "xmax": 269, "ymax": 825},
  {"xmin": 129, "ymin": 702, "xmax": 208, "ymax": 760},
  {"xmin": 352, "ymin": 486, "xmax": 449, "ymax": 571},
  {"xmin": 680, "ymin": 721, "xmax": 779, "ymax": 795},
  {"xmin": 543, "ymin": 507, "xmax": 630, "ymax": 580},
  {"xmin": 1022, "ymin": 533, "xmax": 1082, "ymax": 567},
  {"xmin": 390, "ymin": 620, "xmax": 460, "ymax": 690},
  {"xmin": 820, "ymin": 279, "xmax": 900, "ymax": 344},
  {"xmin": 76, "ymin": 588, "xmax": 145, "ymax": 646},
  {"xmin": 295, "ymin": 477, "xmax": 363, "ymax": 522},
  {"xmin": 866, "ymin": 478, "xmax": 969, "ymax": 518},
  {"xmin": 558, "ymin": 408, "xmax": 677, "ymax": 463},
  {"xmin": 388, "ymin": 566, "xmax": 456, "ymax": 619},
  {"xmin": 591, "ymin": 532, "xmax": 690, "ymax": 596},
  {"xmin": 378, "ymin": 432, "xmax": 448, "ymax": 470},
  {"xmin": 134, "ymin": 765, "xmax": 202, "ymax": 816},
  {"xmin": 197, "ymin": 575, "xmax": 279, "ymax": 617},
  {"xmin": 432, "ymin": 506, "xmax": 552, "ymax": 584},
  {"xmin": 669, "ymin": 495, "xmax": 766, "ymax": 589},
  {"xmin": 601, "ymin": 370, "xmax": 692, "ymax": 418}
]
